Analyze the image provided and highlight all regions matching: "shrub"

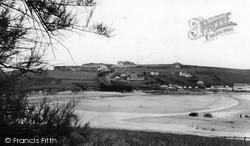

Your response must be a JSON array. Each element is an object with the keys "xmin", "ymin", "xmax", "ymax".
[{"xmin": 0, "ymin": 76, "xmax": 91, "ymax": 145}]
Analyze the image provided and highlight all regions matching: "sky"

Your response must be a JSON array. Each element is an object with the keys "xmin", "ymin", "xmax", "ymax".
[{"xmin": 47, "ymin": 0, "xmax": 250, "ymax": 69}]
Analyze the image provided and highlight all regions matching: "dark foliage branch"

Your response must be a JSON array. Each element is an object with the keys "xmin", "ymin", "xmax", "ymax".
[
  {"xmin": 0, "ymin": 0, "xmax": 113, "ymax": 144},
  {"xmin": 0, "ymin": 0, "xmax": 114, "ymax": 73}
]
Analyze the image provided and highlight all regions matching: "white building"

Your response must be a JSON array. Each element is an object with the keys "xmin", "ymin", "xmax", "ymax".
[
  {"xmin": 160, "ymin": 85, "xmax": 168, "ymax": 89},
  {"xmin": 233, "ymin": 83, "xmax": 250, "ymax": 91},
  {"xmin": 117, "ymin": 61, "xmax": 136, "ymax": 68},
  {"xmin": 176, "ymin": 85, "xmax": 183, "ymax": 89},
  {"xmin": 116, "ymin": 63, "xmax": 124, "ymax": 68},
  {"xmin": 197, "ymin": 81, "xmax": 204, "ymax": 86},
  {"xmin": 150, "ymin": 72, "xmax": 159, "ymax": 76},
  {"xmin": 217, "ymin": 85, "xmax": 226, "ymax": 91},
  {"xmin": 97, "ymin": 65, "xmax": 109, "ymax": 72},
  {"xmin": 120, "ymin": 73, "xmax": 126, "ymax": 77},
  {"xmin": 179, "ymin": 71, "xmax": 192, "ymax": 78},
  {"xmin": 127, "ymin": 77, "xmax": 144, "ymax": 81},
  {"xmin": 173, "ymin": 62, "xmax": 181, "ymax": 68}
]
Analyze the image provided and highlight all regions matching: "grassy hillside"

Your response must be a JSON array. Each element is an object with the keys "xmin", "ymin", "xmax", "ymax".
[
  {"xmin": 119, "ymin": 65, "xmax": 250, "ymax": 87},
  {"xmin": 87, "ymin": 128, "xmax": 249, "ymax": 146},
  {"xmin": 15, "ymin": 63, "xmax": 250, "ymax": 91},
  {"xmin": 17, "ymin": 70, "xmax": 99, "ymax": 91}
]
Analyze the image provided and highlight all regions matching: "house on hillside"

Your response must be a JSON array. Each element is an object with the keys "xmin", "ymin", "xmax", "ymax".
[
  {"xmin": 127, "ymin": 77, "xmax": 144, "ymax": 81},
  {"xmin": 173, "ymin": 62, "xmax": 182, "ymax": 69},
  {"xmin": 97, "ymin": 65, "xmax": 109, "ymax": 72},
  {"xmin": 116, "ymin": 63, "xmax": 125, "ymax": 68},
  {"xmin": 160, "ymin": 85, "xmax": 168, "ymax": 89},
  {"xmin": 70, "ymin": 68, "xmax": 76, "ymax": 72},
  {"xmin": 210, "ymin": 86, "xmax": 216, "ymax": 90},
  {"xmin": 150, "ymin": 72, "xmax": 159, "ymax": 76},
  {"xmin": 217, "ymin": 85, "xmax": 228, "ymax": 91},
  {"xmin": 197, "ymin": 81, "xmax": 204, "ymax": 86},
  {"xmin": 129, "ymin": 73, "xmax": 138, "ymax": 78},
  {"xmin": 176, "ymin": 85, "xmax": 183, "ymax": 89},
  {"xmin": 114, "ymin": 76, "xmax": 120, "ymax": 79},
  {"xmin": 179, "ymin": 71, "xmax": 192, "ymax": 78},
  {"xmin": 168, "ymin": 84, "xmax": 177, "ymax": 90},
  {"xmin": 117, "ymin": 61, "xmax": 136, "ymax": 67},
  {"xmin": 120, "ymin": 73, "xmax": 126, "ymax": 77},
  {"xmin": 233, "ymin": 83, "xmax": 250, "ymax": 91},
  {"xmin": 225, "ymin": 85, "xmax": 233, "ymax": 91}
]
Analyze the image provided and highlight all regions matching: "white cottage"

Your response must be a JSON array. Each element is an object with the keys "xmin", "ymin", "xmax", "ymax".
[{"xmin": 233, "ymin": 83, "xmax": 250, "ymax": 91}]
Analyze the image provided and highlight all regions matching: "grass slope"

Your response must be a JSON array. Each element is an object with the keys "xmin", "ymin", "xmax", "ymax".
[
  {"xmin": 17, "ymin": 70, "xmax": 99, "ymax": 91},
  {"xmin": 87, "ymin": 128, "xmax": 250, "ymax": 146},
  {"xmin": 122, "ymin": 65, "xmax": 250, "ymax": 87},
  {"xmin": 16, "ymin": 64, "xmax": 250, "ymax": 91}
]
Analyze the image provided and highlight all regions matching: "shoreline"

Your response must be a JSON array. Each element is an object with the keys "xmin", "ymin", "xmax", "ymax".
[{"xmin": 27, "ymin": 90, "xmax": 250, "ymax": 101}]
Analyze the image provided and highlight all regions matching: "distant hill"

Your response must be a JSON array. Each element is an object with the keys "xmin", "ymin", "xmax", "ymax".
[
  {"xmin": 123, "ymin": 64, "xmax": 250, "ymax": 87},
  {"xmin": 11, "ymin": 63, "xmax": 250, "ymax": 91}
]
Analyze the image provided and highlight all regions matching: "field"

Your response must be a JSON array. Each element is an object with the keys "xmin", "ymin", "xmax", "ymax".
[{"xmin": 18, "ymin": 70, "xmax": 99, "ymax": 91}]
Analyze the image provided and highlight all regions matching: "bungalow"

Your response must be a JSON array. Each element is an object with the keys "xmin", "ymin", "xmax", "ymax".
[
  {"xmin": 116, "ymin": 63, "xmax": 124, "ymax": 68},
  {"xmin": 225, "ymin": 85, "xmax": 233, "ymax": 91},
  {"xmin": 160, "ymin": 85, "xmax": 168, "ymax": 89},
  {"xmin": 176, "ymin": 85, "xmax": 183, "ymax": 89},
  {"xmin": 233, "ymin": 83, "xmax": 250, "ymax": 91},
  {"xmin": 173, "ymin": 62, "xmax": 182, "ymax": 69},
  {"xmin": 97, "ymin": 65, "xmax": 109, "ymax": 72},
  {"xmin": 129, "ymin": 73, "xmax": 138, "ymax": 78},
  {"xmin": 120, "ymin": 73, "xmax": 126, "ymax": 77},
  {"xmin": 117, "ymin": 61, "xmax": 136, "ymax": 68},
  {"xmin": 127, "ymin": 77, "xmax": 144, "ymax": 81},
  {"xmin": 179, "ymin": 71, "xmax": 192, "ymax": 78},
  {"xmin": 168, "ymin": 84, "xmax": 177, "ymax": 90},
  {"xmin": 150, "ymin": 72, "xmax": 160, "ymax": 76},
  {"xmin": 197, "ymin": 81, "xmax": 204, "ymax": 86},
  {"xmin": 114, "ymin": 76, "xmax": 120, "ymax": 79},
  {"xmin": 70, "ymin": 68, "xmax": 76, "ymax": 72},
  {"xmin": 217, "ymin": 85, "xmax": 224, "ymax": 90},
  {"xmin": 210, "ymin": 86, "xmax": 216, "ymax": 90}
]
